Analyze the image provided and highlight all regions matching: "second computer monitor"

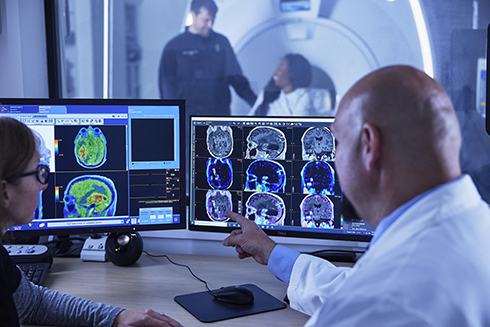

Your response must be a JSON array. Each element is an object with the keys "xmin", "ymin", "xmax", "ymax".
[{"xmin": 189, "ymin": 116, "xmax": 374, "ymax": 242}]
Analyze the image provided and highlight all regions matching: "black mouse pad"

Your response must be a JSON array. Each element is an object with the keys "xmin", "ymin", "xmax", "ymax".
[{"xmin": 174, "ymin": 283, "xmax": 287, "ymax": 323}]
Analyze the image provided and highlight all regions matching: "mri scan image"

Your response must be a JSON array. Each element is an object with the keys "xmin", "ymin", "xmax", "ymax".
[
  {"xmin": 205, "ymin": 190, "xmax": 232, "ymax": 221},
  {"xmin": 245, "ymin": 192, "xmax": 285, "ymax": 226},
  {"xmin": 245, "ymin": 126, "xmax": 287, "ymax": 160},
  {"xmin": 244, "ymin": 159, "xmax": 286, "ymax": 193},
  {"xmin": 74, "ymin": 126, "xmax": 107, "ymax": 169},
  {"xmin": 206, "ymin": 125, "xmax": 233, "ymax": 158},
  {"xmin": 206, "ymin": 157, "xmax": 233, "ymax": 189},
  {"xmin": 300, "ymin": 194, "xmax": 334, "ymax": 228},
  {"xmin": 32, "ymin": 129, "xmax": 51, "ymax": 220},
  {"xmin": 301, "ymin": 127, "xmax": 335, "ymax": 161},
  {"xmin": 301, "ymin": 160, "xmax": 335, "ymax": 195},
  {"xmin": 63, "ymin": 175, "xmax": 117, "ymax": 218}
]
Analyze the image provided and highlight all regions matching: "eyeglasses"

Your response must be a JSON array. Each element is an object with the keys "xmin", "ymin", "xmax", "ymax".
[{"xmin": 14, "ymin": 164, "xmax": 50, "ymax": 185}]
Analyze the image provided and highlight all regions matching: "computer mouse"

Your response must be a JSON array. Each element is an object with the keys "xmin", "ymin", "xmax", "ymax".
[{"xmin": 212, "ymin": 286, "xmax": 255, "ymax": 305}]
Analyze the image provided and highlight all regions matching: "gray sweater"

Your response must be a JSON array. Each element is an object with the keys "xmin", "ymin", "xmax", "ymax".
[{"xmin": 13, "ymin": 269, "xmax": 124, "ymax": 327}]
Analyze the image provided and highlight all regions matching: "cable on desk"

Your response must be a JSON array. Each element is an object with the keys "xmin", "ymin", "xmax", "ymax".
[{"xmin": 143, "ymin": 250, "xmax": 218, "ymax": 298}]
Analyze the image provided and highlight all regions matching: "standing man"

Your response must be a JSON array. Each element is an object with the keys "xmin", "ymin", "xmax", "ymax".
[
  {"xmin": 158, "ymin": 0, "xmax": 256, "ymax": 116},
  {"xmin": 223, "ymin": 65, "xmax": 490, "ymax": 326}
]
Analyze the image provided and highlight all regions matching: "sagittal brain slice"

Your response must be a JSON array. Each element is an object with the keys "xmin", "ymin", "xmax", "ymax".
[
  {"xmin": 245, "ymin": 192, "xmax": 285, "ymax": 226},
  {"xmin": 301, "ymin": 160, "xmax": 335, "ymax": 195},
  {"xmin": 206, "ymin": 125, "xmax": 233, "ymax": 158},
  {"xmin": 63, "ymin": 175, "xmax": 117, "ymax": 218},
  {"xmin": 206, "ymin": 157, "xmax": 233, "ymax": 189},
  {"xmin": 206, "ymin": 190, "xmax": 232, "ymax": 221},
  {"xmin": 300, "ymin": 194, "xmax": 334, "ymax": 228},
  {"xmin": 244, "ymin": 159, "xmax": 286, "ymax": 193},
  {"xmin": 301, "ymin": 127, "xmax": 335, "ymax": 161},
  {"xmin": 74, "ymin": 126, "xmax": 107, "ymax": 168},
  {"xmin": 245, "ymin": 126, "xmax": 287, "ymax": 160}
]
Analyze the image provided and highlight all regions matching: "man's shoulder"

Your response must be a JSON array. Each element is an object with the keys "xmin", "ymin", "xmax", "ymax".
[
  {"xmin": 164, "ymin": 31, "xmax": 190, "ymax": 49},
  {"xmin": 209, "ymin": 31, "xmax": 232, "ymax": 44}
]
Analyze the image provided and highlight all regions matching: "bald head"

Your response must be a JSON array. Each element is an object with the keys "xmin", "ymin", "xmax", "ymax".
[
  {"xmin": 332, "ymin": 65, "xmax": 462, "ymax": 225},
  {"xmin": 340, "ymin": 65, "xmax": 461, "ymax": 174}
]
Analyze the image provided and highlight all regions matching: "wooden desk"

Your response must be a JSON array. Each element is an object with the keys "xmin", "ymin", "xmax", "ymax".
[{"xmin": 23, "ymin": 253, "xmax": 312, "ymax": 326}]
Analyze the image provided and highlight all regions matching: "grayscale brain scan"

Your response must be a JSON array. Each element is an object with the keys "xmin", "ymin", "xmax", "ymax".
[
  {"xmin": 301, "ymin": 160, "xmax": 335, "ymax": 195},
  {"xmin": 244, "ymin": 159, "xmax": 286, "ymax": 193},
  {"xmin": 245, "ymin": 126, "xmax": 286, "ymax": 160},
  {"xmin": 206, "ymin": 157, "xmax": 233, "ymax": 189},
  {"xmin": 245, "ymin": 192, "xmax": 285, "ymax": 226},
  {"xmin": 301, "ymin": 126, "xmax": 335, "ymax": 161},
  {"xmin": 300, "ymin": 194, "xmax": 334, "ymax": 228},
  {"xmin": 206, "ymin": 125, "xmax": 233, "ymax": 158},
  {"xmin": 205, "ymin": 190, "xmax": 232, "ymax": 221}
]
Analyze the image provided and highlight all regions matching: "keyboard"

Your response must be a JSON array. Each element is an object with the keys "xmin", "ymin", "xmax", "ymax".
[
  {"xmin": 18, "ymin": 262, "xmax": 51, "ymax": 285},
  {"xmin": 3, "ymin": 244, "xmax": 53, "ymax": 286}
]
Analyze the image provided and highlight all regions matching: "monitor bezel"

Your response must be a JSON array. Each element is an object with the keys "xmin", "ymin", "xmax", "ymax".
[
  {"xmin": 188, "ymin": 115, "xmax": 372, "ymax": 243},
  {"xmin": 1, "ymin": 98, "xmax": 187, "ymax": 237}
]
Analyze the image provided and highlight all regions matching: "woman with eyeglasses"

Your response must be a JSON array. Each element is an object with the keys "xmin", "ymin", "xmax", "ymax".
[{"xmin": 0, "ymin": 117, "xmax": 182, "ymax": 327}]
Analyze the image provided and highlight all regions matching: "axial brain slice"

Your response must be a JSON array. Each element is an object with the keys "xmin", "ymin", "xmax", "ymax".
[
  {"xmin": 245, "ymin": 192, "xmax": 285, "ymax": 226},
  {"xmin": 301, "ymin": 127, "xmax": 335, "ymax": 161},
  {"xmin": 74, "ymin": 126, "xmax": 107, "ymax": 168},
  {"xmin": 300, "ymin": 194, "xmax": 334, "ymax": 228},
  {"xmin": 301, "ymin": 161, "xmax": 335, "ymax": 195},
  {"xmin": 206, "ymin": 190, "xmax": 232, "ymax": 221},
  {"xmin": 245, "ymin": 126, "xmax": 286, "ymax": 160},
  {"xmin": 206, "ymin": 158, "xmax": 233, "ymax": 189},
  {"xmin": 63, "ymin": 175, "xmax": 117, "ymax": 218},
  {"xmin": 206, "ymin": 125, "xmax": 233, "ymax": 158}
]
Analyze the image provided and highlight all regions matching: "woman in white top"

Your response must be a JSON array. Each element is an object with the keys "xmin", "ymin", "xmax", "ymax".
[{"xmin": 249, "ymin": 54, "xmax": 333, "ymax": 116}]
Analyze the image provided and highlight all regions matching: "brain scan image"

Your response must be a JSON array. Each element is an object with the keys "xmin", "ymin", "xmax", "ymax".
[
  {"xmin": 206, "ymin": 125, "xmax": 233, "ymax": 158},
  {"xmin": 205, "ymin": 190, "xmax": 232, "ymax": 221},
  {"xmin": 301, "ymin": 160, "xmax": 335, "ymax": 195},
  {"xmin": 63, "ymin": 175, "xmax": 117, "ymax": 218},
  {"xmin": 244, "ymin": 159, "xmax": 286, "ymax": 193},
  {"xmin": 300, "ymin": 194, "xmax": 334, "ymax": 228},
  {"xmin": 245, "ymin": 192, "xmax": 285, "ymax": 226},
  {"xmin": 32, "ymin": 129, "xmax": 51, "ymax": 220},
  {"xmin": 301, "ymin": 127, "xmax": 335, "ymax": 161},
  {"xmin": 74, "ymin": 126, "xmax": 107, "ymax": 168},
  {"xmin": 245, "ymin": 126, "xmax": 286, "ymax": 160},
  {"xmin": 206, "ymin": 158, "xmax": 233, "ymax": 189}
]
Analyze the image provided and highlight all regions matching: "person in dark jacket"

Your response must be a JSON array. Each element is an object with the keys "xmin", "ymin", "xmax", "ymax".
[{"xmin": 158, "ymin": 0, "xmax": 256, "ymax": 116}]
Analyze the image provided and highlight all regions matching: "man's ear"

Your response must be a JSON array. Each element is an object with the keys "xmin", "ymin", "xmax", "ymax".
[{"xmin": 360, "ymin": 122, "xmax": 381, "ymax": 171}]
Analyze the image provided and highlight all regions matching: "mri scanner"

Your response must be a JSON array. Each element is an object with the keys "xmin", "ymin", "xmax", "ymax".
[{"xmin": 210, "ymin": 0, "xmax": 433, "ymax": 115}]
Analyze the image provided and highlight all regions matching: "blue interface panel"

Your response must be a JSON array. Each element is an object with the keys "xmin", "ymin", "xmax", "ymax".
[
  {"xmin": 189, "ymin": 116, "xmax": 374, "ymax": 241},
  {"xmin": 1, "ymin": 100, "xmax": 185, "ymax": 235}
]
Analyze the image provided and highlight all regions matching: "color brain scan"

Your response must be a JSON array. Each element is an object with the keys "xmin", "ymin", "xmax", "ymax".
[
  {"xmin": 245, "ymin": 192, "xmax": 285, "ymax": 226},
  {"xmin": 301, "ymin": 127, "xmax": 335, "ymax": 161},
  {"xmin": 205, "ymin": 190, "xmax": 232, "ymax": 221},
  {"xmin": 74, "ymin": 126, "xmax": 107, "ymax": 168},
  {"xmin": 301, "ymin": 160, "xmax": 335, "ymax": 195},
  {"xmin": 206, "ymin": 157, "xmax": 233, "ymax": 189},
  {"xmin": 244, "ymin": 159, "xmax": 286, "ymax": 193},
  {"xmin": 245, "ymin": 126, "xmax": 286, "ymax": 160},
  {"xmin": 300, "ymin": 194, "xmax": 334, "ymax": 228},
  {"xmin": 206, "ymin": 125, "xmax": 233, "ymax": 158},
  {"xmin": 63, "ymin": 175, "xmax": 117, "ymax": 218}
]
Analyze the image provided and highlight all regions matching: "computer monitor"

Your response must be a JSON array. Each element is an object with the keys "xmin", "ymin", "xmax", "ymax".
[
  {"xmin": 1, "ymin": 98, "xmax": 186, "ymax": 237},
  {"xmin": 188, "ymin": 116, "xmax": 374, "ymax": 242}
]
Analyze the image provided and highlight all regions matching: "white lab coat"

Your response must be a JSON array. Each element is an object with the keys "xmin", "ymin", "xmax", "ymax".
[
  {"xmin": 288, "ymin": 175, "xmax": 490, "ymax": 326},
  {"xmin": 248, "ymin": 88, "xmax": 334, "ymax": 117}
]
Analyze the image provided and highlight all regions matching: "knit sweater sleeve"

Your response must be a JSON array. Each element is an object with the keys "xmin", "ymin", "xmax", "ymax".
[{"xmin": 13, "ymin": 269, "xmax": 124, "ymax": 327}]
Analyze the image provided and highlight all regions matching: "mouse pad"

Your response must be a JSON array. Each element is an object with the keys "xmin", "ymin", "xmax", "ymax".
[{"xmin": 174, "ymin": 283, "xmax": 287, "ymax": 323}]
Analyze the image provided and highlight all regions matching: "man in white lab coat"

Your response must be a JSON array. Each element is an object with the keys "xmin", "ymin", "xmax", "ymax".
[{"xmin": 223, "ymin": 65, "xmax": 490, "ymax": 326}]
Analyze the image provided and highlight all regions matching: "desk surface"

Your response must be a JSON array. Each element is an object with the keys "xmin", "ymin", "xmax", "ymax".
[{"xmin": 23, "ymin": 253, "xmax": 316, "ymax": 327}]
